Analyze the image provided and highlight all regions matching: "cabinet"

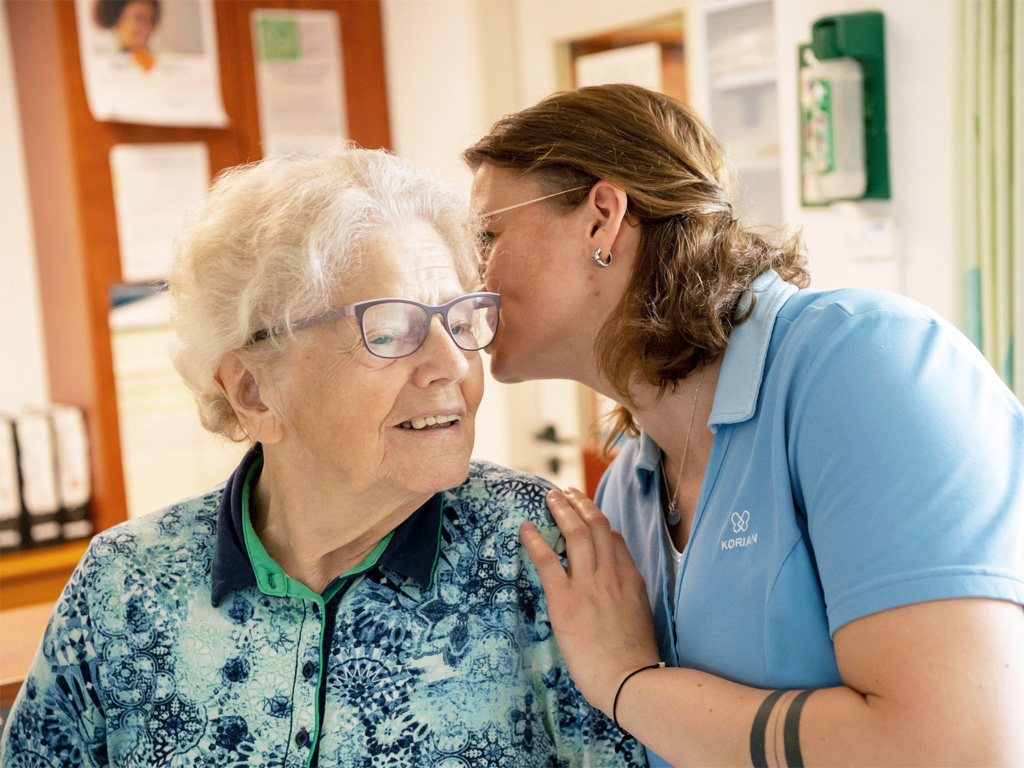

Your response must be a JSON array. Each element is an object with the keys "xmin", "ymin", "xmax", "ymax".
[
  {"xmin": 691, "ymin": 0, "xmax": 782, "ymax": 227},
  {"xmin": 0, "ymin": 0, "xmax": 390, "ymax": 610}
]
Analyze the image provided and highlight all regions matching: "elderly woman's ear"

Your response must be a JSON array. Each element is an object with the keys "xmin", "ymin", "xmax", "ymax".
[{"xmin": 214, "ymin": 353, "xmax": 284, "ymax": 445}]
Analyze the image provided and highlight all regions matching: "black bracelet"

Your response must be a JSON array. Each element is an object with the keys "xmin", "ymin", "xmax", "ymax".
[{"xmin": 612, "ymin": 661, "xmax": 665, "ymax": 735}]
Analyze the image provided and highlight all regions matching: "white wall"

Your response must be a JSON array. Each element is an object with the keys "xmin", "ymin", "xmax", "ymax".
[{"xmin": 0, "ymin": 3, "xmax": 50, "ymax": 410}]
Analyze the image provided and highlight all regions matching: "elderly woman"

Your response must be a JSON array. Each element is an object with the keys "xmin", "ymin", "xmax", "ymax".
[
  {"xmin": 466, "ymin": 84, "xmax": 1024, "ymax": 767},
  {"xmin": 0, "ymin": 149, "xmax": 643, "ymax": 767}
]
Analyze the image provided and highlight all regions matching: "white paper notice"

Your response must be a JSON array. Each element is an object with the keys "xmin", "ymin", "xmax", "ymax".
[
  {"xmin": 251, "ymin": 9, "xmax": 347, "ymax": 156},
  {"xmin": 574, "ymin": 42, "xmax": 663, "ymax": 92},
  {"xmin": 74, "ymin": 0, "xmax": 227, "ymax": 127},
  {"xmin": 110, "ymin": 142, "xmax": 210, "ymax": 283}
]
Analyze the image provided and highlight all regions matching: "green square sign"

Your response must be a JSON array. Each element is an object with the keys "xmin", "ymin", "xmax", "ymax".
[{"xmin": 258, "ymin": 18, "xmax": 300, "ymax": 61}]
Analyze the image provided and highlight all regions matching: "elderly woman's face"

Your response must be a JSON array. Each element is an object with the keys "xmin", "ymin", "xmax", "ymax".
[{"xmin": 264, "ymin": 220, "xmax": 484, "ymax": 497}]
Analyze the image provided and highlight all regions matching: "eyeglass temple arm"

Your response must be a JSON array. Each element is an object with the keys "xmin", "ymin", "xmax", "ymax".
[{"xmin": 249, "ymin": 305, "xmax": 358, "ymax": 343}]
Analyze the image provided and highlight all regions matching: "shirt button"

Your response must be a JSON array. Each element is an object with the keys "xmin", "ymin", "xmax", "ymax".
[
  {"xmin": 295, "ymin": 728, "xmax": 310, "ymax": 748},
  {"xmin": 302, "ymin": 661, "xmax": 316, "ymax": 680}
]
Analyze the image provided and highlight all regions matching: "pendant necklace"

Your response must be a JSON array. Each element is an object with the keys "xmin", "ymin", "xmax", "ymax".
[{"xmin": 660, "ymin": 367, "xmax": 706, "ymax": 527}]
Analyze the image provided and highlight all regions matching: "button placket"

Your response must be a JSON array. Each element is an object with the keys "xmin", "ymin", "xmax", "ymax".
[{"xmin": 292, "ymin": 599, "xmax": 324, "ymax": 758}]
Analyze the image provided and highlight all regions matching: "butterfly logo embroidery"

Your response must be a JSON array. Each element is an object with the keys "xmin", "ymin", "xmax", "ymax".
[{"xmin": 731, "ymin": 510, "xmax": 750, "ymax": 533}]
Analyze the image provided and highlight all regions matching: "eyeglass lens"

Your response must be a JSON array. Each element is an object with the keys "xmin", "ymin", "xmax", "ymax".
[{"xmin": 360, "ymin": 296, "xmax": 499, "ymax": 359}]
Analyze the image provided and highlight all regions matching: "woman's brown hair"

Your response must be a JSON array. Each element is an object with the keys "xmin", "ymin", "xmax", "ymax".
[{"xmin": 464, "ymin": 83, "xmax": 810, "ymax": 449}]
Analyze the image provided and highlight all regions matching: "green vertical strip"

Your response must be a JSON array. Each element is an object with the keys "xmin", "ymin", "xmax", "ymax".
[
  {"xmin": 966, "ymin": 268, "xmax": 984, "ymax": 348},
  {"xmin": 1012, "ymin": 0, "xmax": 1024, "ymax": 399}
]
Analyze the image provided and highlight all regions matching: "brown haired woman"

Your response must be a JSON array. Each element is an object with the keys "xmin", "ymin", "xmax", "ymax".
[{"xmin": 466, "ymin": 84, "xmax": 1024, "ymax": 767}]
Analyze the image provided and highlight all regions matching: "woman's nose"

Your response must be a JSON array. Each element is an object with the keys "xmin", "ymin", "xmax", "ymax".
[{"xmin": 411, "ymin": 315, "xmax": 470, "ymax": 387}]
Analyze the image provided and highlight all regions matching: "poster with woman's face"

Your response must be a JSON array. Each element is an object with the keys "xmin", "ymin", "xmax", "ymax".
[{"xmin": 75, "ymin": 0, "xmax": 227, "ymax": 126}]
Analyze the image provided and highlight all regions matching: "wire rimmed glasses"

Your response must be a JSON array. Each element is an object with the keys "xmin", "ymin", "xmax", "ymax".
[{"xmin": 248, "ymin": 292, "xmax": 501, "ymax": 359}]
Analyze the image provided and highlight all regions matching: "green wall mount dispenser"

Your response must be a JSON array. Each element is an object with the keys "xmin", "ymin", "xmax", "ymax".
[{"xmin": 799, "ymin": 11, "xmax": 890, "ymax": 205}]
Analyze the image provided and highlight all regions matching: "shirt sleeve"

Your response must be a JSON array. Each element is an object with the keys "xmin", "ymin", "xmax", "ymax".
[
  {"xmin": 0, "ymin": 545, "xmax": 109, "ymax": 766},
  {"xmin": 787, "ymin": 300, "xmax": 1024, "ymax": 634}
]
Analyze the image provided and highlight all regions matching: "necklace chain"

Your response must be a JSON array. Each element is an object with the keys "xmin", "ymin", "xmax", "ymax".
[{"xmin": 660, "ymin": 367, "xmax": 707, "ymax": 526}]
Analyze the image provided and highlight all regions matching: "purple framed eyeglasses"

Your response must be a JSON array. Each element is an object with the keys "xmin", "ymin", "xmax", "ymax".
[{"xmin": 248, "ymin": 292, "xmax": 501, "ymax": 359}]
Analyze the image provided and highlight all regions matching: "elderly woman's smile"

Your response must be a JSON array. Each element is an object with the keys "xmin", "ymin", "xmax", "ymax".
[{"xmin": 397, "ymin": 414, "xmax": 460, "ymax": 429}]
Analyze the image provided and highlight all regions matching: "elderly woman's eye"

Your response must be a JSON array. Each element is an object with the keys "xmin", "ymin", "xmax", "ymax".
[{"xmin": 368, "ymin": 332, "xmax": 399, "ymax": 346}]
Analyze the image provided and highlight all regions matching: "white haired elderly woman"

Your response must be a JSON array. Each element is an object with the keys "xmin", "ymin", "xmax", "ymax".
[{"xmin": 0, "ymin": 149, "xmax": 644, "ymax": 767}]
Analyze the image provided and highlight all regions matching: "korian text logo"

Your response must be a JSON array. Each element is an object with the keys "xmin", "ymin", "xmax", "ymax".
[{"xmin": 721, "ymin": 510, "xmax": 757, "ymax": 550}]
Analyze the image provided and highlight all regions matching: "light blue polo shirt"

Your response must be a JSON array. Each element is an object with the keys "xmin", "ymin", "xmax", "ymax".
[{"xmin": 596, "ymin": 271, "xmax": 1024, "ymax": 766}]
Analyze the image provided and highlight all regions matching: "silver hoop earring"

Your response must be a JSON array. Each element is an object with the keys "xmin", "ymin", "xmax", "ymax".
[{"xmin": 593, "ymin": 248, "xmax": 612, "ymax": 268}]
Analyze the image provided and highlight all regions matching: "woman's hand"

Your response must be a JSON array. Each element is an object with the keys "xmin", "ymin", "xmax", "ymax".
[{"xmin": 520, "ymin": 487, "xmax": 661, "ymax": 716}]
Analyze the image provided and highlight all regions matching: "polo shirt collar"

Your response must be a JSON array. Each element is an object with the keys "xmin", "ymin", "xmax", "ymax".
[
  {"xmin": 709, "ymin": 269, "xmax": 797, "ymax": 432},
  {"xmin": 211, "ymin": 443, "xmax": 443, "ymax": 606},
  {"xmin": 632, "ymin": 270, "xmax": 797, "ymax": 486}
]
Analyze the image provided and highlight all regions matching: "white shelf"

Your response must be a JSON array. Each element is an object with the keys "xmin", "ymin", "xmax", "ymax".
[
  {"xmin": 711, "ymin": 67, "xmax": 777, "ymax": 92},
  {"xmin": 695, "ymin": 0, "xmax": 781, "ymax": 228}
]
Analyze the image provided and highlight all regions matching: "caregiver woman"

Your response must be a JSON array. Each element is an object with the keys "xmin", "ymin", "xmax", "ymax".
[{"xmin": 466, "ymin": 84, "xmax": 1024, "ymax": 767}]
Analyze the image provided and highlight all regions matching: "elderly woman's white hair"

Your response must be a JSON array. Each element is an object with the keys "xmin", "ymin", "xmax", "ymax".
[{"xmin": 169, "ymin": 147, "xmax": 479, "ymax": 440}]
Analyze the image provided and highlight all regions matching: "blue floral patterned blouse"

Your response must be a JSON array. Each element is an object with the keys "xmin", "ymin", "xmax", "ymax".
[{"xmin": 0, "ymin": 448, "xmax": 645, "ymax": 767}]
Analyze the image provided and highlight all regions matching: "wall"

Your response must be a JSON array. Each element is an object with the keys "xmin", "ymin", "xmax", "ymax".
[{"xmin": 0, "ymin": 3, "xmax": 49, "ymax": 409}]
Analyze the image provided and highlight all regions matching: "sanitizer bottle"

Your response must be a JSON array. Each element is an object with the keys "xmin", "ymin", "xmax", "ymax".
[{"xmin": 801, "ymin": 51, "xmax": 867, "ymax": 200}]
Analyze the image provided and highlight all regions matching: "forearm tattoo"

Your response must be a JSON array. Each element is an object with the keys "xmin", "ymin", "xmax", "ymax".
[{"xmin": 749, "ymin": 689, "xmax": 813, "ymax": 768}]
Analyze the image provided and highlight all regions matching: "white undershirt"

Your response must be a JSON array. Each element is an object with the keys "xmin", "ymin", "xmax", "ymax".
[{"xmin": 662, "ymin": 516, "xmax": 684, "ymax": 608}]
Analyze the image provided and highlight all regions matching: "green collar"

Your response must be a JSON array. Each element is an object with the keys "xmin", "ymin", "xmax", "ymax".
[{"xmin": 240, "ymin": 456, "xmax": 394, "ymax": 602}]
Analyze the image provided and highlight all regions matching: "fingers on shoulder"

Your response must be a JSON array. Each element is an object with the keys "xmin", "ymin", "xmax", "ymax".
[
  {"xmin": 520, "ymin": 522, "xmax": 568, "ymax": 574},
  {"xmin": 547, "ymin": 487, "xmax": 612, "ymax": 538},
  {"xmin": 563, "ymin": 487, "xmax": 613, "ymax": 530}
]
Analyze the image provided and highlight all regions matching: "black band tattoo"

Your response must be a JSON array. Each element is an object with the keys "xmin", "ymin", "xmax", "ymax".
[
  {"xmin": 750, "ymin": 689, "xmax": 813, "ymax": 768},
  {"xmin": 783, "ymin": 689, "xmax": 814, "ymax": 768},
  {"xmin": 749, "ymin": 690, "xmax": 786, "ymax": 768}
]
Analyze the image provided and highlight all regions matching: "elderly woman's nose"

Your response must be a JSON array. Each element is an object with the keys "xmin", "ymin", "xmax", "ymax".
[{"xmin": 412, "ymin": 316, "xmax": 470, "ymax": 385}]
